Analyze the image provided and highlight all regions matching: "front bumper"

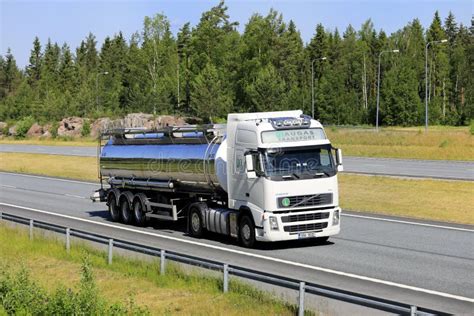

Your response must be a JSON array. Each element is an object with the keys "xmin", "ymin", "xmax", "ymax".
[{"xmin": 255, "ymin": 207, "xmax": 341, "ymax": 242}]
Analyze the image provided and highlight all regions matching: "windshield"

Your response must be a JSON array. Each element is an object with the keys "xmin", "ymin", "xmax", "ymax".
[{"xmin": 262, "ymin": 145, "xmax": 336, "ymax": 179}]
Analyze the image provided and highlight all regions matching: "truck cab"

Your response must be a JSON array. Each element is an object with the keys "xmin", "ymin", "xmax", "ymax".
[{"xmin": 225, "ymin": 110, "xmax": 342, "ymax": 245}]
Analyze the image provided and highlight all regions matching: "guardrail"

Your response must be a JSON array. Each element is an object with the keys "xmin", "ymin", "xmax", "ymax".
[{"xmin": 0, "ymin": 211, "xmax": 447, "ymax": 316}]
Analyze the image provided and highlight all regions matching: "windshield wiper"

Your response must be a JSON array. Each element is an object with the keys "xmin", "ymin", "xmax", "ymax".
[
  {"xmin": 282, "ymin": 173, "xmax": 300, "ymax": 180},
  {"xmin": 314, "ymin": 171, "xmax": 330, "ymax": 177}
]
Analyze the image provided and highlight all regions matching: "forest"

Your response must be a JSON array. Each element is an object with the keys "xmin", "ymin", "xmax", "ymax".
[{"xmin": 0, "ymin": 1, "xmax": 473, "ymax": 126}]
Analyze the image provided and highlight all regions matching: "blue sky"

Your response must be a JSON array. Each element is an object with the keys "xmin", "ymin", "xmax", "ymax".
[{"xmin": 1, "ymin": 0, "xmax": 472, "ymax": 68}]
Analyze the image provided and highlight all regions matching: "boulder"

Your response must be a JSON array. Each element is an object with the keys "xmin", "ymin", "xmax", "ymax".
[
  {"xmin": 8, "ymin": 125, "xmax": 17, "ymax": 136},
  {"xmin": 91, "ymin": 117, "xmax": 112, "ymax": 137},
  {"xmin": 58, "ymin": 117, "xmax": 84, "ymax": 137},
  {"xmin": 41, "ymin": 131, "xmax": 52, "ymax": 139},
  {"xmin": 122, "ymin": 113, "xmax": 154, "ymax": 129},
  {"xmin": 27, "ymin": 123, "xmax": 44, "ymax": 137},
  {"xmin": 155, "ymin": 115, "xmax": 187, "ymax": 127}
]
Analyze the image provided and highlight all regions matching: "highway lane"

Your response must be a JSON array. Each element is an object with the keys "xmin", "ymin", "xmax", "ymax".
[
  {"xmin": 0, "ymin": 172, "xmax": 473, "ymax": 314},
  {"xmin": 1, "ymin": 144, "xmax": 473, "ymax": 180}
]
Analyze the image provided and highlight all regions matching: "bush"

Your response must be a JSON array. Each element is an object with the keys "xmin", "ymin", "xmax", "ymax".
[
  {"xmin": 50, "ymin": 121, "xmax": 59, "ymax": 138},
  {"xmin": 15, "ymin": 116, "xmax": 35, "ymax": 138},
  {"xmin": 470, "ymin": 120, "xmax": 474, "ymax": 135},
  {"xmin": 81, "ymin": 120, "xmax": 91, "ymax": 137},
  {"xmin": 0, "ymin": 257, "xmax": 149, "ymax": 315}
]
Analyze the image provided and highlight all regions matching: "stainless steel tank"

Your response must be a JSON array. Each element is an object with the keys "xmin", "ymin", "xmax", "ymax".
[{"xmin": 100, "ymin": 134, "xmax": 228, "ymax": 194}]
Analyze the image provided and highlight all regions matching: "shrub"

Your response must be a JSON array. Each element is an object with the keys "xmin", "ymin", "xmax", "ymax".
[
  {"xmin": 15, "ymin": 116, "xmax": 35, "ymax": 138},
  {"xmin": 81, "ymin": 120, "xmax": 91, "ymax": 137},
  {"xmin": 51, "ymin": 121, "xmax": 59, "ymax": 138},
  {"xmin": 470, "ymin": 120, "xmax": 474, "ymax": 135}
]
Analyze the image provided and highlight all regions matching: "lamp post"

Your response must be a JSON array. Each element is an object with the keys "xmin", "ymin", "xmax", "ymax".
[
  {"xmin": 376, "ymin": 49, "xmax": 399, "ymax": 131},
  {"xmin": 96, "ymin": 71, "xmax": 109, "ymax": 113},
  {"xmin": 311, "ymin": 57, "xmax": 327, "ymax": 119},
  {"xmin": 425, "ymin": 39, "xmax": 447, "ymax": 131}
]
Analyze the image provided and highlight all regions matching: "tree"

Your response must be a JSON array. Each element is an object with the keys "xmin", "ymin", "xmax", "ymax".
[
  {"xmin": 191, "ymin": 62, "xmax": 232, "ymax": 120},
  {"xmin": 26, "ymin": 37, "xmax": 42, "ymax": 85}
]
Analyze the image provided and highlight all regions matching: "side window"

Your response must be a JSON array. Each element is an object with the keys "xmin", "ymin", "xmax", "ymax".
[
  {"xmin": 236, "ymin": 129, "xmax": 257, "ymax": 145},
  {"xmin": 235, "ymin": 150, "xmax": 245, "ymax": 175}
]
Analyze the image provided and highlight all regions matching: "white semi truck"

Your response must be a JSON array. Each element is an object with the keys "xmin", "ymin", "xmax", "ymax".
[{"xmin": 92, "ymin": 110, "xmax": 343, "ymax": 247}]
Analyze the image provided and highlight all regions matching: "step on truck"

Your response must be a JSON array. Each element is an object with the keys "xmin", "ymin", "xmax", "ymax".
[{"xmin": 91, "ymin": 110, "xmax": 343, "ymax": 247}]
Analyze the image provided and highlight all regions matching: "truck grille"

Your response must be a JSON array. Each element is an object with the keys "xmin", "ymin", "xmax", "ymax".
[
  {"xmin": 281, "ymin": 212, "xmax": 330, "ymax": 223},
  {"xmin": 278, "ymin": 193, "xmax": 332, "ymax": 208},
  {"xmin": 283, "ymin": 222, "xmax": 328, "ymax": 233}
]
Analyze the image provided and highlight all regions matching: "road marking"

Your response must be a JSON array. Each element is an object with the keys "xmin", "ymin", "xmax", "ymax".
[
  {"xmin": 0, "ymin": 171, "xmax": 100, "ymax": 185},
  {"xmin": 342, "ymin": 213, "xmax": 474, "ymax": 233},
  {"xmin": 0, "ymin": 184, "xmax": 17, "ymax": 189},
  {"xmin": 64, "ymin": 194, "xmax": 86, "ymax": 199},
  {"xmin": 1, "ymin": 202, "xmax": 473, "ymax": 303}
]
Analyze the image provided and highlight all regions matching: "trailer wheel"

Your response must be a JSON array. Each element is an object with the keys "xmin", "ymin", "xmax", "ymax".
[
  {"xmin": 189, "ymin": 206, "xmax": 203, "ymax": 238},
  {"xmin": 119, "ymin": 191, "xmax": 133, "ymax": 224},
  {"xmin": 107, "ymin": 193, "xmax": 120, "ymax": 222},
  {"xmin": 133, "ymin": 193, "xmax": 148, "ymax": 227},
  {"xmin": 239, "ymin": 215, "xmax": 256, "ymax": 248}
]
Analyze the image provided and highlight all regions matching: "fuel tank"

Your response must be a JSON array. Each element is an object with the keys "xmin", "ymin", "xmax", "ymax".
[{"xmin": 100, "ymin": 137, "xmax": 228, "ymax": 194}]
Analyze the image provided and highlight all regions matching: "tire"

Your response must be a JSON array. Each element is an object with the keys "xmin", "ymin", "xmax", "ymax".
[
  {"xmin": 133, "ymin": 193, "xmax": 148, "ymax": 227},
  {"xmin": 239, "ymin": 215, "xmax": 256, "ymax": 248},
  {"xmin": 188, "ymin": 206, "xmax": 203, "ymax": 238},
  {"xmin": 119, "ymin": 192, "xmax": 133, "ymax": 224},
  {"xmin": 107, "ymin": 193, "xmax": 120, "ymax": 222}
]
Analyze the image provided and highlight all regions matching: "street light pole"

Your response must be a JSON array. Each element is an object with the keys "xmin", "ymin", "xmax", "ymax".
[
  {"xmin": 96, "ymin": 71, "xmax": 109, "ymax": 113},
  {"xmin": 311, "ymin": 57, "xmax": 327, "ymax": 119},
  {"xmin": 425, "ymin": 39, "xmax": 447, "ymax": 131},
  {"xmin": 376, "ymin": 49, "xmax": 399, "ymax": 132}
]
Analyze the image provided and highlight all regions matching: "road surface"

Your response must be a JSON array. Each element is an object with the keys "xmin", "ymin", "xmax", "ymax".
[
  {"xmin": 0, "ymin": 171, "xmax": 473, "ymax": 314},
  {"xmin": 1, "ymin": 144, "xmax": 473, "ymax": 180}
]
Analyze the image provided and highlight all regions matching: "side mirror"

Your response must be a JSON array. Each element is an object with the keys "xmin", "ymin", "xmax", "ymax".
[
  {"xmin": 336, "ymin": 148, "xmax": 343, "ymax": 172},
  {"xmin": 245, "ymin": 152, "xmax": 257, "ymax": 179}
]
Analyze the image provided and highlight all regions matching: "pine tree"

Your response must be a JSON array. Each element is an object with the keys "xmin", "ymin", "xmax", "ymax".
[{"xmin": 26, "ymin": 37, "xmax": 42, "ymax": 85}]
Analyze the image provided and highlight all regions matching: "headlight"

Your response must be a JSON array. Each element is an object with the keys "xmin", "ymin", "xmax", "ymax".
[
  {"xmin": 269, "ymin": 216, "xmax": 279, "ymax": 230},
  {"xmin": 332, "ymin": 210, "xmax": 340, "ymax": 226}
]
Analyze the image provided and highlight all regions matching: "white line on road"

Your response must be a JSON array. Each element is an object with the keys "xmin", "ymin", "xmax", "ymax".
[
  {"xmin": 342, "ymin": 213, "xmax": 474, "ymax": 232},
  {"xmin": 64, "ymin": 194, "xmax": 86, "ymax": 199},
  {"xmin": 0, "ymin": 184, "xmax": 17, "ymax": 189},
  {"xmin": 1, "ymin": 202, "xmax": 473, "ymax": 303}
]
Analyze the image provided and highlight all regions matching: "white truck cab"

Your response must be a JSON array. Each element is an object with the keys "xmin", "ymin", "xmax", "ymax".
[{"xmin": 225, "ymin": 110, "xmax": 342, "ymax": 243}]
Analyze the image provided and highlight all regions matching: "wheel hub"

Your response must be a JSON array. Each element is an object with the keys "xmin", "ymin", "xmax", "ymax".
[
  {"xmin": 242, "ymin": 224, "xmax": 251, "ymax": 240},
  {"xmin": 191, "ymin": 213, "xmax": 200, "ymax": 232}
]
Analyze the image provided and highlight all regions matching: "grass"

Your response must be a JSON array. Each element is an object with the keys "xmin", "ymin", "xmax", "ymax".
[
  {"xmin": 0, "ymin": 152, "xmax": 98, "ymax": 182},
  {"xmin": 1, "ymin": 152, "xmax": 473, "ymax": 225},
  {"xmin": 326, "ymin": 126, "xmax": 473, "ymax": 161},
  {"xmin": 0, "ymin": 137, "xmax": 96, "ymax": 147},
  {"xmin": 339, "ymin": 174, "xmax": 474, "ymax": 225},
  {"xmin": 0, "ymin": 223, "xmax": 303, "ymax": 315}
]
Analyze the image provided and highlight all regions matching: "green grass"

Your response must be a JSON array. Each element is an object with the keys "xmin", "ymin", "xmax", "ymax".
[
  {"xmin": 0, "ymin": 223, "xmax": 306, "ymax": 315},
  {"xmin": 0, "ymin": 137, "xmax": 96, "ymax": 147},
  {"xmin": 326, "ymin": 126, "xmax": 473, "ymax": 161}
]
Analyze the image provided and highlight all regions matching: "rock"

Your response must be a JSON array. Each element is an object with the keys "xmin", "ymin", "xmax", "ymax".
[
  {"xmin": 27, "ymin": 123, "xmax": 44, "ymax": 137},
  {"xmin": 41, "ymin": 131, "xmax": 52, "ymax": 139},
  {"xmin": 8, "ymin": 125, "xmax": 17, "ymax": 136},
  {"xmin": 122, "ymin": 113, "xmax": 154, "ymax": 128},
  {"xmin": 91, "ymin": 117, "xmax": 112, "ymax": 137},
  {"xmin": 0, "ymin": 122, "xmax": 7, "ymax": 134},
  {"xmin": 155, "ymin": 115, "xmax": 187, "ymax": 127},
  {"xmin": 42, "ymin": 123, "xmax": 52, "ymax": 133},
  {"xmin": 58, "ymin": 117, "xmax": 84, "ymax": 137}
]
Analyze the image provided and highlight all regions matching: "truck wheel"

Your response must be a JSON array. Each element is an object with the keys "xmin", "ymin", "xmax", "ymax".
[
  {"xmin": 133, "ymin": 193, "xmax": 148, "ymax": 227},
  {"xmin": 119, "ymin": 192, "xmax": 133, "ymax": 224},
  {"xmin": 189, "ymin": 207, "xmax": 203, "ymax": 238},
  {"xmin": 239, "ymin": 215, "xmax": 256, "ymax": 248},
  {"xmin": 107, "ymin": 193, "xmax": 120, "ymax": 222}
]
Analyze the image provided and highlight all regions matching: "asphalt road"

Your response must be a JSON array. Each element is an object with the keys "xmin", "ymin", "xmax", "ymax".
[
  {"xmin": 1, "ymin": 144, "xmax": 473, "ymax": 180},
  {"xmin": 0, "ymin": 171, "xmax": 473, "ymax": 314}
]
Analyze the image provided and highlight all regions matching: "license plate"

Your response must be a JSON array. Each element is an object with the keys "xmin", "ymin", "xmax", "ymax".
[{"xmin": 298, "ymin": 232, "xmax": 316, "ymax": 239}]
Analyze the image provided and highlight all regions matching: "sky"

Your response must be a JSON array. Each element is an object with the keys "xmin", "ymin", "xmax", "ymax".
[{"xmin": 1, "ymin": 0, "xmax": 472, "ymax": 68}]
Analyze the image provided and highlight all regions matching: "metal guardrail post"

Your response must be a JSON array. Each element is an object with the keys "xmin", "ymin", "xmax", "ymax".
[
  {"xmin": 223, "ymin": 263, "xmax": 229, "ymax": 293},
  {"xmin": 108, "ymin": 239, "xmax": 113, "ymax": 265},
  {"xmin": 66, "ymin": 228, "xmax": 71, "ymax": 253},
  {"xmin": 29, "ymin": 219, "xmax": 34, "ymax": 240},
  {"xmin": 298, "ymin": 281, "xmax": 305, "ymax": 316},
  {"xmin": 160, "ymin": 250, "xmax": 166, "ymax": 275},
  {"xmin": 410, "ymin": 305, "xmax": 417, "ymax": 316}
]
